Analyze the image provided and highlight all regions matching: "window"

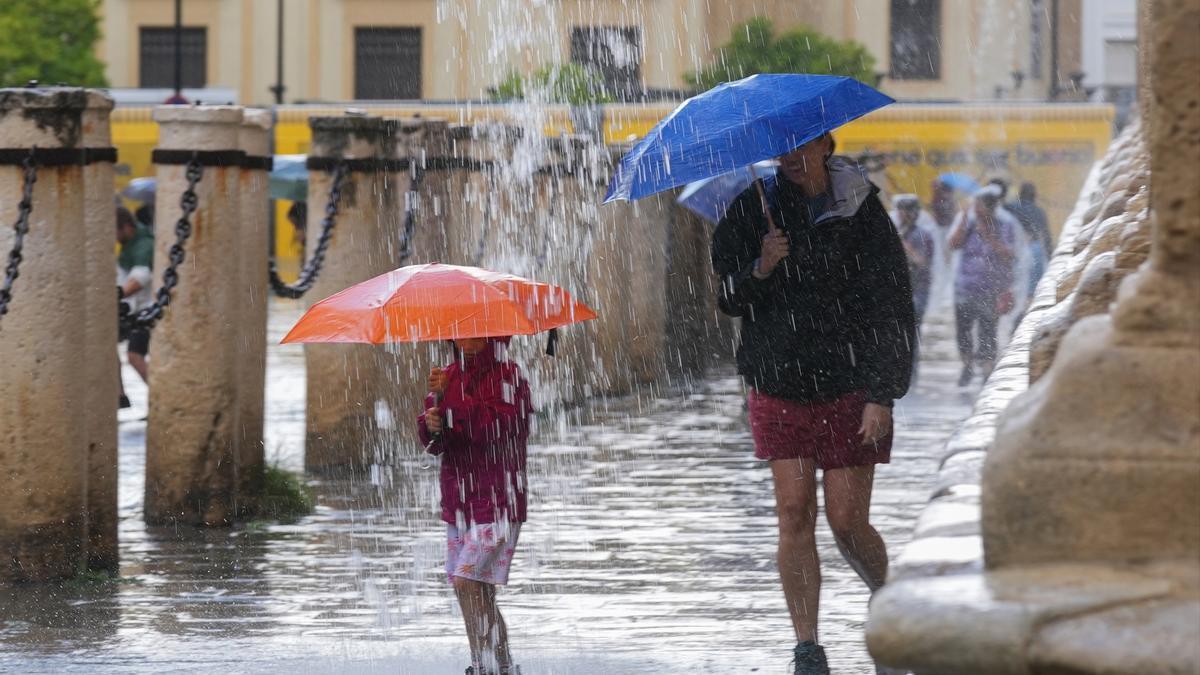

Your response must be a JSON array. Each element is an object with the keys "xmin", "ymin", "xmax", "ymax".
[
  {"xmin": 139, "ymin": 27, "xmax": 206, "ymax": 88},
  {"xmin": 570, "ymin": 27, "xmax": 642, "ymax": 101},
  {"xmin": 889, "ymin": 0, "xmax": 941, "ymax": 80},
  {"xmin": 354, "ymin": 27, "xmax": 422, "ymax": 100}
]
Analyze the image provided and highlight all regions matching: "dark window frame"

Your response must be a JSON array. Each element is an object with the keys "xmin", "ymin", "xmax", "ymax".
[
  {"xmin": 889, "ymin": 0, "xmax": 942, "ymax": 81},
  {"xmin": 570, "ymin": 26, "xmax": 643, "ymax": 102},
  {"xmin": 354, "ymin": 26, "xmax": 423, "ymax": 100},
  {"xmin": 138, "ymin": 26, "xmax": 207, "ymax": 89}
]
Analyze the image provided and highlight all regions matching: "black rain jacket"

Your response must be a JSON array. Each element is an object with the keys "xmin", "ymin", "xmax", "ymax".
[{"xmin": 710, "ymin": 158, "xmax": 916, "ymax": 405}]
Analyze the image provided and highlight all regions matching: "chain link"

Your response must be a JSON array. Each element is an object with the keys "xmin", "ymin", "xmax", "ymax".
[
  {"xmin": 0, "ymin": 150, "xmax": 39, "ymax": 324},
  {"xmin": 268, "ymin": 161, "xmax": 348, "ymax": 299},
  {"xmin": 397, "ymin": 166, "xmax": 423, "ymax": 263},
  {"xmin": 123, "ymin": 155, "xmax": 204, "ymax": 331}
]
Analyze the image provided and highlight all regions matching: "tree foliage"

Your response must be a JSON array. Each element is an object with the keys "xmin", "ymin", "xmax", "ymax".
[
  {"xmin": 0, "ymin": 0, "xmax": 108, "ymax": 88},
  {"xmin": 492, "ymin": 63, "xmax": 612, "ymax": 105},
  {"xmin": 687, "ymin": 17, "xmax": 876, "ymax": 91}
]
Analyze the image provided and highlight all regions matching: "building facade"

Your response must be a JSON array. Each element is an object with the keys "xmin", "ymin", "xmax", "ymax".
[
  {"xmin": 1080, "ymin": 0, "xmax": 1138, "ymax": 126},
  {"xmin": 96, "ymin": 0, "xmax": 1084, "ymax": 105}
]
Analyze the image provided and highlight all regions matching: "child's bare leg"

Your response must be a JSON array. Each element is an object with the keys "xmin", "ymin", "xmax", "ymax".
[
  {"xmin": 479, "ymin": 582, "xmax": 512, "ymax": 670},
  {"xmin": 454, "ymin": 577, "xmax": 513, "ymax": 671},
  {"xmin": 453, "ymin": 577, "xmax": 485, "ymax": 667}
]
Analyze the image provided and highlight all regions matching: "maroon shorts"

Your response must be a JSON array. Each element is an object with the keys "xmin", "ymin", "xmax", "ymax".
[{"xmin": 747, "ymin": 388, "xmax": 892, "ymax": 469}]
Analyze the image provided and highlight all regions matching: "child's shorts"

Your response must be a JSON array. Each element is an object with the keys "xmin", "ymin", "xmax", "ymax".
[
  {"xmin": 747, "ymin": 388, "xmax": 892, "ymax": 470},
  {"xmin": 445, "ymin": 521, "xmax": 521, "ymax": 586}
]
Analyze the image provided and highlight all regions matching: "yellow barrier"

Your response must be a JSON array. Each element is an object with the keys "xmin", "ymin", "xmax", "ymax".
[{"xmin": 111, "ymin": 102, "xmax": 1113, "ymax": 274}]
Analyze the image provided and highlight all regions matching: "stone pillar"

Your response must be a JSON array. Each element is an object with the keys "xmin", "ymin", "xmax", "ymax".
[
  {"xmin": 234, "ymin": 109, "xmax": 272, "ymax": 513},
  {"xmin": 144, "ymin": 106, "xmax": 246, "ymax": 526},
  {"xmin": 982, "ymin": 0, "xmax": 1200, "ymax": 570},
  {"xmin": 376, "ymin": 118, "xmax": 450, "ymax": 454},
  {"xmin": 81, "ymin": 90, "xmax": 120, "ymax": 572},
  {"xmin": 304, "ymin": 115, "xmax": 390, "ymax": 473},
  {"xmin": 0, "ymin": 88, "xmax": 89, "ymax": 581}
]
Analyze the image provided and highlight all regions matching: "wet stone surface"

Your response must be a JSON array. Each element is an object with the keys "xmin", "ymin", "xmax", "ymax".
[{"xmin": 1, "ymin": 299, "xmax": 975, "ymax": 674}]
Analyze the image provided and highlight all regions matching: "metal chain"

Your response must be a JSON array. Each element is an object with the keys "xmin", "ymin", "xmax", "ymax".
[
  {"xmin": 124, "ymin": 155, "xmax": 204, "ymax": 331},
  {"xmin": 397, "ymin": 165, "xmax": 423, "ymax": 263},
  {"xmin": 0, "ymin": 150, "xmax": 38, "ymax": 324},
  {"xmin": 268, "ymin": 161, "xmax": 348, "ymax": 299}
]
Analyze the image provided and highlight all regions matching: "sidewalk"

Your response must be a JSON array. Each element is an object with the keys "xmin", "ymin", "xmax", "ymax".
[{"xmin": 2, "ymin": 299, "xmax": 975, "ymax": 674}]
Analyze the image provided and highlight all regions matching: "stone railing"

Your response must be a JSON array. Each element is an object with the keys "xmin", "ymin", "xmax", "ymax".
[
  {"xmin": 875, "ymin": 121, "xmax": 1146, "ymax": 588},
  {"xmin": 868, "ymin": 112, "xmax": 1198, "ymax": 674},
  {"xmin": 866, "ymin": 1, "xmax": 1200, "ymax": 669}
]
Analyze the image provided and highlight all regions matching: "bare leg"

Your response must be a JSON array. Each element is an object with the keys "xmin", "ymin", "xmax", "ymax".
[
  {"xmin": 128, "ymin": 351, "xmax": 149, "ymax": 384},
  {"xmin": 770, "ymin": 457, "xmax": 821, "ymax": 643},
  {"xmin": 480, "ymin": 583, "xmax": 512, "ymax": 670},
  {"xmin": 453, "ymin": 577, "xmax": 512, "ymax": 672},
  {"xmin": 823, "ymin": 464, "xmax": 887, "ymax": 592},
  {"xmin": 117, "ymin": 351, "xmax": 128, "ymax": 401}
]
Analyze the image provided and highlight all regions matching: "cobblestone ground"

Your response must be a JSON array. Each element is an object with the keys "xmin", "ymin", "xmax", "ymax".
[{"xmin": 0, "ymin": 298, "xmax": 977, "ymax": 674}]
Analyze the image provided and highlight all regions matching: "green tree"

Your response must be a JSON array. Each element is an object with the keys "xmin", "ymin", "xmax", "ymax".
[
  {"xmin": 0, "ymin": 0, "xmax": 108, "ymax": 88},
  {"xmin": 492, "ymin": 63, "xmax": 612, "ymax": 105},
  {"xmin": 687, "ymin": 17, "xmax": 876, "ymax": 91}
]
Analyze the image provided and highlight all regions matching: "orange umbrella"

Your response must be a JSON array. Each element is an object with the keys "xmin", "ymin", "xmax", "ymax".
[{"xmin": 280, "ymin": 263, "xmax": 597, "ymax": 345}]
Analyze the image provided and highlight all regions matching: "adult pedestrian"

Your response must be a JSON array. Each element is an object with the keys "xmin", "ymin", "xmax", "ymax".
[
  {"xmin": 948, "ymin": 185, "xmax": 1017, "ymax": 386},
  {"xmin": 287, "ymin": 200, "xmax": 307, "ymax": 258},
  {"xmin": 711, "ymin": 133, "xmax": 915, "ymax": 675},
  {"xmin": 929, "ymin": 178, "xmax": 958, "ymax": 230},
  {"xmin": 891, "ymin": 195, "xmax": 936, "ymax": 376},
  {"xmin": 1006, "ymin": 181, "xmax": 1053, "ymax": 297},
  {"xmin": 116, "ymin": 206, "xmax": 154, "ymax": 407}
]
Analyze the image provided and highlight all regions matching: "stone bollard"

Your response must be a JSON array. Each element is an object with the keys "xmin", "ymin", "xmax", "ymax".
[
  {"xmin": 0, "ymin": 88, "xmax": 89, "ymax": 581},
  {"xmin": 81, "ymin": 90, "xmax": 120, "ymax": 572},
  {"xmin": 234, "ymin": 109, "xmax": 272, "ymax": 510},
  {"xmin": 303, "ymin": 115, "xmax": 392, "ymax": 473},
  {"xmin": 377, "ymin": 118, "xmax": 451, "ymax": 451},
  {"xmin": 144, "ymin": 106, "xmax": 246, "ymax": 526}
]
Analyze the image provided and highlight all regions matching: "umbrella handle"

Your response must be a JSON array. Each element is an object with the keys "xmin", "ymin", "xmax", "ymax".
[{"xmin": 750, "ymin": 165, "xmax": 781, "ymax": 233}]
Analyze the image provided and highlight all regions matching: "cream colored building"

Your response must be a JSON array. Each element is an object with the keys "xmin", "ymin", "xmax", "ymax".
[{"xmin": 96, "ymin": 0, "xmax": 1083, "ymax": 105}]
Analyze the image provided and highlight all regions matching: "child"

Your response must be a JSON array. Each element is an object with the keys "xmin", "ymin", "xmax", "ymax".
[{"xmin": 417, "ymin": 336, "xmax": 531, "ymax": 675}]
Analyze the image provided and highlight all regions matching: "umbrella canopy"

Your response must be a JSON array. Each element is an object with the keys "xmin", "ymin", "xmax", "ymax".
[
  {"xmin": 281, "ymin": 263, "xmax": 598, "ymax": 344},
  {"xmin": 270, "ymin": 154, "xmax": 308, "ymax": 201},
  {"xmin": 604, "ymin": 74, "xmax": 893, "ymax": 203},
  {"xmin": 677, "ymin": 160, "xmax": 777, "ymax": 224},
  {"xmin": 121, "ymin": 177, "xmax": 156, "ymax": 203},
  {"xmin": 937, "ymin": 172, "xmax": 981, "ymax": 193}
]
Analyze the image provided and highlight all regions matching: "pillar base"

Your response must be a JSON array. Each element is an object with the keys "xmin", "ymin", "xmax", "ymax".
[{"xmin": 1, "ymin": 519, "xmax": 86, "ymax": 583}]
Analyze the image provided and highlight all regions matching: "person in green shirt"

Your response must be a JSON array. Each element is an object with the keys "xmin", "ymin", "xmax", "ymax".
[{"xmin": 117, "ymin": 206, "xmax": 154, "ymax": 407}]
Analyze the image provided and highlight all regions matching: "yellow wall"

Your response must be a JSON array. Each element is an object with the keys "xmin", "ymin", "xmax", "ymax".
[
  {"xmin": 110, "ymin": 102, "xmax": 1112, "ymax": 277},
  {"xmin": 98, "ymin": 0, "xmax": 1081, "ymax": 105}
]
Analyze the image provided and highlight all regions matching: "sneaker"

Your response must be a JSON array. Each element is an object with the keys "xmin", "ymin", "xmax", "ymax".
[
  {"xmin": 957, "ymin": 364, "xmax": 974, "ymax": 387},
  {"xmin": 119, "ymin": 394, "xmax": 131, "ymax": 409},
  {"xmin": 792, "ymin": 641, "xmax": 831, "ymax": 675}
]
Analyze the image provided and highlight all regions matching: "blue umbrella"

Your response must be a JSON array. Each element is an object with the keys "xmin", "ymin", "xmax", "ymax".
[
  {"xmin": 937, "ymin": 172, "xmax": 980, "ymax": 193},
  {"xmin": 121, "ymin": 176, "xmax": 156, "ymax": 203},
  {"xmin": 604, "ymin": 74, "xmax": 893, "ymax": 203},
  {"xmin": 677, "ymin": 161, "xmax": 777, "ymax": 224}
]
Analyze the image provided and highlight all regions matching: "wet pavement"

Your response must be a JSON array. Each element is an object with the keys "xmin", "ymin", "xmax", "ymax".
[{"xmin": 1, "ymin": 298, "xmax": 977, "ymax": 674}]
